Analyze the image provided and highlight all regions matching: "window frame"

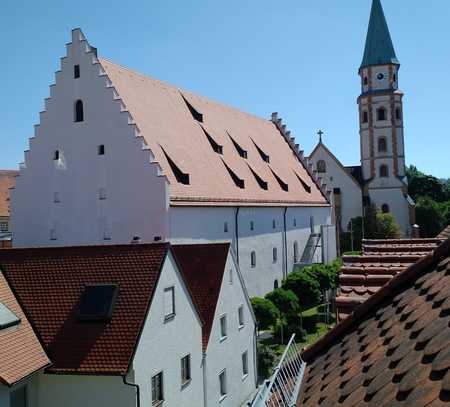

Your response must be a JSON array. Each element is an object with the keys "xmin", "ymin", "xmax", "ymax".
[
  {"xmin": 74, "ymin": 64, "xmax": 80, "ymax": 79},
  {"xmin": 379, "ymin": 164, "xmax": 389, "ymax": 178},
  {"xmin": 219, "ymin": 369, "xmax": 227, "ymax": 401},
  {"xmin": 151, "ymin": 371, "xmax": 164, "ymax": 405},
  {"xmin": 377, "ymin": 107, "xmax": 387, "ymax": 121},
  {"xmin": 242, "ymin": 351, "xmax": 249, "ymax": 379},
  {"xmin": 362, "ymin": 110, "xmax": 368, "ymax": 124},
  {"xmin": 219, "ymin": 314, "xmax": 228, "ymax": 341},
  {"xmin": 272, "ymin": 247, "xmax": 278, "ymax": 263},
  {"xmin": 293, "ymin": 241, "xmax": 299, "ymax": 264},
  {"xmin": 250, "ymin": 251, "xmax": 256, "ymax": 268},
  {"xmin": 0, "ymin": 222, "xmax": 8, "ymax": 232},
  {"xmin": 317, "ymin": 160, "xmax": 326, "ymax": 173},
  {"xmin": 378, "ymin": 137, "xmax": 387, "ymax": 153},
  {"xmin": 163, "ymin": 286, "xmax": 175, "ymax": 321},
  {"xmin": 180, "ymin": 354, "xmax": 191, "ymax": 387},
  {"xmin": 238, "ymin": 305, "xmax": 244, "ymax": 329}
]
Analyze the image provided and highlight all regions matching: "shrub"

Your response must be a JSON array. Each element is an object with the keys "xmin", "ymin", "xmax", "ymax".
[
  {"xmin": 251, "ymin": 297, "xmax": 279, "ymax": 330},
  {"xmin": 282, "ymin": 271, "xmax": 321, "ymax": 310},
  {"xmin": 257, "ymin": 343, "xmax": 277, "ymax": 380},
  {"xmin": 302, "ymin": 314, "xmax": 318, "ymax": 333},
  {"xmin": 265, "ymin": 288, "xmax": 300, "ymax": 318}
]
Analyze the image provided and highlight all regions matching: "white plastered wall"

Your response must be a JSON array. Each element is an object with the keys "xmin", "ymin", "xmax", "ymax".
[{"xmin": 11, "ymin": 29, "xmax": 169, "ymax": 248}]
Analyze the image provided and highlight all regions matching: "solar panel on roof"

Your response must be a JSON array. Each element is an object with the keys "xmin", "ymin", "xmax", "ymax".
[
  {"xmin": 78, "ymin": 284, "xmax": 118, "ymax": 322},
  {"xmin": 0, "ymin": 302, "xmax": 20, "ymax": 330}
]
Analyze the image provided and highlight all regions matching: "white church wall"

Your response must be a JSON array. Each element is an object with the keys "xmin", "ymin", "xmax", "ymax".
[
  {"xmin": 11, "ymin": 29, "xmax": 169, "ymax": 248},
  {"xmin": 204, "ymin": 252, "xmax": 257, "ymax": 407},
  {"xmin": 132, "ymin": 251, "xmax": 204, "ymax": 407}
]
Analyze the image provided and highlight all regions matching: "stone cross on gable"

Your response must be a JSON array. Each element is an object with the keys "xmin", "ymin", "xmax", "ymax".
[{"xmin": 317, "ymin": 129, "xmax": 324, "ymax": 143}]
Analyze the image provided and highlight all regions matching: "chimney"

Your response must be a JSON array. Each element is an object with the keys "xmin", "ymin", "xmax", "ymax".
[{"xmin": 411, "ymin": 224, "xmax": 420, "ymax": 239}]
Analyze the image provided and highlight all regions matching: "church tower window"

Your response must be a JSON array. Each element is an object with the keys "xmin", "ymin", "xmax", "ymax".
[
  {"xmin": 74, "ymin": 100, "xmax": 84, "ymax": 122},
  {"xmin": 74, "ymin": 65, "xmax": 80, "ymax": 79},
  {"xmin": 395, "ymin": 108, "xmax": 402, "ymax": 120},
  {"xmin": 362, "ymin": 111, "xmax": 368, "ymax": 123},
  {"xmin": 377, "ymin": 107, "xmax": 386, "ymax": 121},
  {"xmin": 379, "ymin": 164, "xmax": 389, "ymax": 178},
  {"xmin": 317, "ymin": 160, "xmax": 326, "ymax": 173},
  {"xmin": 378, "ymin": 137, "xmax": 387, "ymax": 153},
  {"xmin": 363, "ymin": 76, "xmax": 368, "ymax": 86},
  {"xmin": 381, "ymin": 204, "xmax": 390, "ymax": 213}
]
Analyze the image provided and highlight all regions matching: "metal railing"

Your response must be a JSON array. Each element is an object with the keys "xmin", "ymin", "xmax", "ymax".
[{"xmin": 250, "ymin": 334, "xmax": 306, "ymax": 407}]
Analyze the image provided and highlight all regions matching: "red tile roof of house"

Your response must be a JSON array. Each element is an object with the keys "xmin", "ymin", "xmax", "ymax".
[
  {"xmin": 172, "ymin": 243, "xmax": 229, "ymax": 350},
  {"xmin": 99, "ymin": 58, "xmax": 328, "ymax": 207},
  {"xmin": 0, "ymin": 243, "xmax": 169, "ymax": 375},
  {"xmin": 336, "ymin": 239, "xmax": 440, "ymax": 320},
  {"xmin": 0, "ymin": 272, "xmax": 50, "ymax": 386},
  {"xmin": 0, "ymin": 170, "xmax": 18, "ymax": 217},
  {"xmin": 298, "ymin": 237, "xmax": 450, "ymax": 406}
]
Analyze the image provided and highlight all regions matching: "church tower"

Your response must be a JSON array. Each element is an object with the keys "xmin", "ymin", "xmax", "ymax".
[{"xmin": 358, "ymin": 0, "xmax": 413, "ymax": 235}]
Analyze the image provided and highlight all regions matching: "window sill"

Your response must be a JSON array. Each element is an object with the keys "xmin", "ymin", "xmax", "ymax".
[
  {"xmin": 220, "ymin": 335, "xmax": 228, "ymax": 343},
  {"xmin": 242, "ymin": 373, "xmax": 248, "ymax": 381},
  {"xmin": 164, "ymin": 314, "xmax": 175, "ymax": 323},
  {"xmin": 181, "ymin": 379, "xmax": 191, "ymax": 390},
  {"xmin": 219, "ymin": 394, "xmax": 227, "ymax": 403}
]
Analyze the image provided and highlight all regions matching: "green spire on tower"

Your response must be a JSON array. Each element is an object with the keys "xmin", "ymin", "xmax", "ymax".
[{"xmin": 360, "ymin": 0, "xmax": 399, "ymax": 69}]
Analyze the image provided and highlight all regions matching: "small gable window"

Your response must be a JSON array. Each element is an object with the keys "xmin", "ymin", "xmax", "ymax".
[
  {"xmin": 362, "ymin": 111, "xmax": 368, "ymax": 123},
  {"xmin": 317, "ymin": 160, "xmax": 326, "ymax": 173},
  {"xmin": 220, "ymin": 315, "xmax": 227, "ymax": 340},
  {"xmin": 379, "ymin": 164, "xmax": 389, "ymax": 178},
  {"xmin": 378, "ymin": 137, "xmax": 387, "ymax": 153},
  {"xmin": 163, "ymin": 286, "xmax": 175, "ymax": 320},
  {"xmin": 74, "ymin": 100, "xmax": 84, "ymax": 122},
  {"xmin": 74, "ymin": 64, "xmax": 80, "ymax": 79},
  {"xmin": 381, "ymin": 203, "xmax": 390, "ymax": 213},
  {"xmin": 250, "ymin": 251, "xmax": 256, "ymax": 268},
  {"xmin": 377, "ymin": 107, "xmax": 386, "ymax": 121},
  {"xmin": 238, "ymin": 305, "xmax": 244, "ymax": 328}
]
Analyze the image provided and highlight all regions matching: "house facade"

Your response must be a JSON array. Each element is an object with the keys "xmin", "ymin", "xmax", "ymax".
[
  {"xmin": 0, "ymin": 171, "xmax": 18, "ymax": 245},
  {"xmin": 10, "ymin": 28, "xmax": 336, "ymax": 297},
  {"xmin": 309, "ymin": 0, "xmax": 414, "ymax": 237},
  {"xmin": 0, "ymin": 242, "xmax": 256, "ymax": 407}
]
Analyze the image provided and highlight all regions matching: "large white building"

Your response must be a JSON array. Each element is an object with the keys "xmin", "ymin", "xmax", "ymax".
[
  {"xmin": 11, "ymin": 28, "xmax": 336, "ymax": 297},
  {"xmin": 309, "ymin": 0, "xmax": 414, "ymax": 238}
]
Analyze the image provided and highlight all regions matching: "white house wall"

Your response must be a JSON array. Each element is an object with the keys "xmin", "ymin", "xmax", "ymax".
[
  {"xmin": 203, "ymin": 252, "xmax": 257, "ymax": 407},
  {"xmin": 11, "ymin": 29, "xmax": 169, "ymax": 248},
  {"xmin": 131, "ymin": 251, "xmax": 204, "ymax": 407},
  {"xmin": 170, "ymin": 205, "xmax": 334, "ymax": 297}
]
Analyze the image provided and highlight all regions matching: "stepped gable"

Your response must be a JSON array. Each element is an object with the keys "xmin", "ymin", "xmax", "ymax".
[
  {"xmin": 0, "ymin": 170, "xmax": 18, "ymax": 217},
  {"xmin": 0, "ymin": 243, "xmax": 169, "ymax": 375},
  {"xmin": 0, "ymin": 271, "xmax": 50, "ymax": 386},
  {"xmin": 99, "ymin": 57, "xmax": 328, "ymax": 207},
  {"xmin": 298, "ymin": 237, "xmax": 450, "ymax": 406},
  {"xmin": 336, "ymin": 239, "xmax": 440, "ymax": 320}
]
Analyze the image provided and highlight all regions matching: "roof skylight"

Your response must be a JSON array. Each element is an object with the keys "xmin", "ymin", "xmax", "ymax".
[{"xmin": 0, "ymin": 302, "xmax": 20, "ymax": 330}]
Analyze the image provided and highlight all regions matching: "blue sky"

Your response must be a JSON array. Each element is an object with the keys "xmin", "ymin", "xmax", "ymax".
[{"xmin": 1, "ymin": 0, "xmax": 449, "ymax": 178}]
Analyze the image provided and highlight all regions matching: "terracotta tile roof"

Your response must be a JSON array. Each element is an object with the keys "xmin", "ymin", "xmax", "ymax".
[
  {"xmin": 99, "ymin": 59, "xmax": 328, "ymax": 207},
  {"xmin": 298, "ymin": 237, "xmax": 450, "ymax": 407},
  {"xmin": 0, "ymin": 272, "xmax": 50, "ymax": 386},
  {"xmin": 0, "ymin": 243, "xmax": 169, "ymax": 375},
  {"xmin": 336, "ymin": 239, "xmax": 440, "ymax": 320},
  {"xmin": 437, "ymin": 225, "xmax": 450, "ymax": 240},
  {"xmin": 172, "ymin": 243, "xmax": 229, "ymax": 351},
  {"xmin": 0, "ymin": 170, "xmax": 18, "ymax": 217}
]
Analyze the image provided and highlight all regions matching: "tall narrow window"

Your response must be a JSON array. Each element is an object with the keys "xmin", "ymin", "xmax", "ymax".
[
  {"xmin": 220, "ymin": 315, "xmax": 227, "ymax": 340},
  {"xmin": 152, "ymin": 372, "xmax": 164, "ymax": 404},
  {"xmin": 242, "ymin": 351, "xmax": 249, "ymax": 377},
  {"xmin": 238, "ymin": 305, "xmax": 244, "ymax": 328},
  {"xmin": 377, "ymin": 107, "xmax": 386, "ymax": 121},
  {"xmin": 293, "ymin": 218, "xmax": 297, "ymax": 227},
  {"xmin": 273, "ymin": 247, "xmax": 278, "ymax": 263},
  {"xmin": 163, "ymin": 287, "xmax": 175, "ymax": 320},
  {"xmin": 250, "ymin": 221, "xmax": 254, "ymax": 231},
  {"xmin": 293, "ymin": 241, "xmax": 299, "ymax": 263},
  {"xmin": 75, "ymin": 100, "xmax": 84, "ymax": 122},
  {"xmin": 363, "ymin": 77, "xmax": 368, "ymax": 86},
  {"xmin": 181, "ymin": 355, "xmax": 191, "ymax": 385},
  {"xmin": 74, "ymin": 65, "xmax": 80, "ymax": 78},
  {"xmin": 98, "ymin": 145, "xmax": 105, "ymax": 155},
  {"xmin": 379, "ymin": 164, "xmax": 389, "ymax": 178},
  {"xmin": 272, "ymin": 219, "xmax": 276, "ymax": 229},
  {"xmin": 53, "ymin": 150, "xmax": 60, "ymax": 161},
  {"xmin": 274, "ymin": 280, "xmax": 279, "ymax": 289},
  {"xmin": 396, "ymin": 107, "xmax": 402, "ymax": 120},
  {"xmin": 219, "ymin": 370, "xmax": 227, "ymax": 400},
  {"xmin": 317, "ymin": 160, "xmax": 326, "ymax": 173},
  {"xmin": 381, "ymin": 203, "xmax": 390, "ymax": 213},
  {"xmin": 250, "ymin": 251, "xmax": 256, "ymax": 268},
  {"xmin": 224, "ymin": 222, "xmax": 228, "ymax": 233},
  {"xmin": 362, "ymin": 111, "xmax": 368, "ymax": 123},
  {"xmin": 378, "ymin": 137, "xmax": 387, "ymax": 153}
]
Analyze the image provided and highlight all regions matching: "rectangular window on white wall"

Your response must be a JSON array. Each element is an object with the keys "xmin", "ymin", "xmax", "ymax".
[
  {"xmin": 242, "ymin": 351, "xmax": 249, "ymax": 377},
  {"xmin": 273, "ymin": 247, "xmax": 278, "ymax": 263},
  {"xmin": 220, "ymin": 314, "xmax": 227, "ymax": 340},
  {"xmin": 181, "ymin": 354, "xmax": 191, "ymax": 386},
  {"xmin": 310, "ymin": 216, "xmax": 315, "ymax": 233},
  {"xmin": 229, "ymin": 268, "xmax": 233, "ymax": 285},
  {"xmin": 151, "ymin": 372, "xmax": 164, "ymax": 404},
  {"xmin": 238, "ymin": 305, "xmax": 244, "ymax": 328},
  {"xmin": 0, "ymin": 222, "xmax": 8, "ymax": 232},
  {"xmin": 163, "ymin": 287, "xmax": 175, "ymax": 320},
  {"xmin": 219, "ymin": 370, "xmax": 227, "ymax": 400}
]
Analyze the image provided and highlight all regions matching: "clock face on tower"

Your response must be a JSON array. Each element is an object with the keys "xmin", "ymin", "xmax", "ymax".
[{"xmin": 377, "ymin": 73, "xmax": 385, "ymax": 81}]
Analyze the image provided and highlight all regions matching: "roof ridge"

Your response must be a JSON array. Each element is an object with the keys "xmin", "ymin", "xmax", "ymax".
[{"xmin": 303, "ymin": 237, "xmax": 450, "ymax": 362}]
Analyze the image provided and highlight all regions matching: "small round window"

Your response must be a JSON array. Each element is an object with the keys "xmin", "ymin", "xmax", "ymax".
[{"xmin": 377, "ymin": 73, "xmax": 384, "ymax": 81}]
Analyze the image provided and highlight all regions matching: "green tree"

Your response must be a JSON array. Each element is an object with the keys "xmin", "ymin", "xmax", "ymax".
[
  {"xmin": 265, "ymin": 288, "xmax": 300, "ymax": 317},
  {"xmin": 250, "ymin": 297, "xmax": 279, "ymax": 330},
  {"xmin": 256, "ymin": 343, "xmax": 277, "ymax": 380},
  {"xmin": 406, "ymin": 165, "xmax": 448, "ymax": 203},
  {"xmin": 282, "ymin": 271, "xmax": 321, "ymax": 310},
  {"xmin": 415, "ymin": 196, "xmax": 446, "ymax": 237},
  {"xmin": 374, "ymin": 212, "xmax": 401, "ymax": 239}
]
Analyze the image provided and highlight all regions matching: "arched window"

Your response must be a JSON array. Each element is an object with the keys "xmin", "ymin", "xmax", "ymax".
[
  {"xmin": 274, "ymin": 280, "xmax": 279, "ymax": 289},
  {"xmin": 381, "ymin": 204, "xmax": 390, "ymax": 213},
  {"xmin": 317, "ymin": 160, "xmax": 326, "ymax": 173},
  {"xmin": 378, "ymin": 137, "xmax": 387, "ymax": 153},
  {"xmin": 250, "ymin": 251, "xmax": 256, "ymax": 268},
  {"xmin": 362, "ymin": 111, "xmax": 368, "ymax": 124},
  {"xmin": 379, "ymin": 164, "xmax": 389, "ymax": 178},
  {"xmin": 273, "ymin": 247, "xmax": 277, "ymax": 263},
  {"xmin": 377, "ymin": 107, "xmax": 386, "ymax": 121},
  {"xmin": 75, "ymin": 100, "xmax": 84, "ymax": 122},
  {"xmin": 293, "ymin": 241, "xmax": 299, "ymax": 263}
]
